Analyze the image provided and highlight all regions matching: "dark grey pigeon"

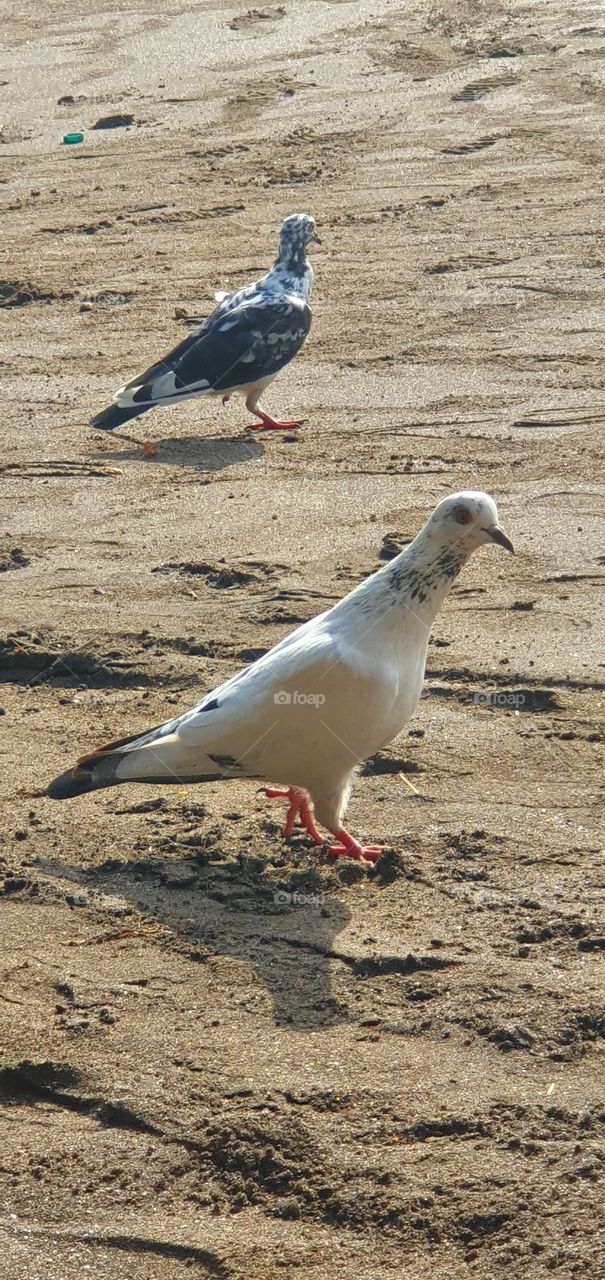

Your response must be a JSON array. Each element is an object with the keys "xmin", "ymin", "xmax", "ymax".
[{"xmin": 90, "ymin": 214, "xmax": 319, "ymax": 447}]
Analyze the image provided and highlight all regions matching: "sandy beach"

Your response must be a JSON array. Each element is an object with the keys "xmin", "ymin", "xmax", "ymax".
[{"xmin": 1, "ymin": 1, "xmax": 604, "ymax": 1276}]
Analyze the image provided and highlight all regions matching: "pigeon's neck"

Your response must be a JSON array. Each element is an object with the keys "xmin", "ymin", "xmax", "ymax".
[
  {"xmin": 382, "ymin": 530, "xmax": 469, "ymax": 619},
  {"xmin": 339, "ymin": 530, "xmax": 469, "ymax": 638},
  {"xmin": 268, "ymin": 247, "xmax": 313, "ymax": 300},
  {"xmin": 276, "ymin": 239, "xmax": 309, "ymax": 276}
]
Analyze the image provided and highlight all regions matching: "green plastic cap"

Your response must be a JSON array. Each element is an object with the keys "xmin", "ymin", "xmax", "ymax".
[{"xmin": 63, "ymin": 132, "xmax": 84, "ymax": 145}]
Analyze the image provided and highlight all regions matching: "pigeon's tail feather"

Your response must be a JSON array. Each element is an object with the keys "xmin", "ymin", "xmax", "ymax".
[
  {"xmin": 90, "ymin": 402, "xmax": 151, "ymax": 431},
  {"xmin": 46, "ymin": 719, "xmax": 224, "ymax": 800},
  {"xmin": 47, "ymin": 752, "xmax": 122, "ymax": 800},
  {"xmin": 47, "ymin": 724, "xmax": 163, "ymax": 800}
]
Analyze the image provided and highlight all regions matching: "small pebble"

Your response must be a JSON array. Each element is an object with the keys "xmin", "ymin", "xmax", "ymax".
[{"xmin": 67, "ymin": 891, "xmax": 88, "ymax": 907}]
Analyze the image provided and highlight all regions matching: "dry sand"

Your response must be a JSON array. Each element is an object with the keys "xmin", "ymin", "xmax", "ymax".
[{"xmin": 1, "ymin": 1, "xmax": 604, "ymax": 1277}]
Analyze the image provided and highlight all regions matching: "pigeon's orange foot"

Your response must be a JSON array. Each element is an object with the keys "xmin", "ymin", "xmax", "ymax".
[
  {"xmin": 246, "ymin": 413, "xmax": 305, "ymax": 432},
  {"xmin": 142, "ymin": 441, "xmax": 158, "ymax": 457},
  {"xmin": 263, "ymin": 786, "xmax": 323, "ymax": 844},
  {"xmin": 327, "ymin": 829, "xmax": 384, "ymax": 864}
]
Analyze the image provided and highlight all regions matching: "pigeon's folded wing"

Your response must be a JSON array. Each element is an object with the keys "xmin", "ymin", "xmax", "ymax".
[
  {"xmin": 100, "ymin": 613, "xmax": 380, "ymax": 782},
  {"xmin": 115, "ymin": 615, "xmax": 399, "ymax": 789},
  {"xmin": 85, "ymin": 628, "xmax": 333, "ymax": 786},
  {"xmin": 116, "ymin": 296, "xmax": 312, "ymax": 408},
  {"xmin": 137, "ymin": 628, "xmax": 337, "ymax": 766}
]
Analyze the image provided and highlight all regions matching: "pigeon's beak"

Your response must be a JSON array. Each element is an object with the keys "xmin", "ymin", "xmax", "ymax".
[
  {"xmin": 309, "ymin": 232, "xmax": 322, "ymax": 245},
  {"xmin": 485, "ymin": 524, "xmax": 514, "ymax": 554}
]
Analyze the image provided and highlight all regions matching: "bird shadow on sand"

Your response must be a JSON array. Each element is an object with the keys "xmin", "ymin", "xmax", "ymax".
[
  {"xmin": 36, "ymin": 843, "xmax": 353, "ymax": 1031},
  {"xmin": 96, "ymin": 433, "xmax": 265, "ymax": 473}
]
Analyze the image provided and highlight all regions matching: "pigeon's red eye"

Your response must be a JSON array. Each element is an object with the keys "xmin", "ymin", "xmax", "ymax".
[{"xmin": 452, "ymin": 505, "xmax": 473, "ymax": 526}]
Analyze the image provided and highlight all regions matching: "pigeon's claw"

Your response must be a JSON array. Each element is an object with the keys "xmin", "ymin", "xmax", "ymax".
[
  {"xmin": 246, "ymin": 413, "xmax": 305, "ymax": 432},
  {"xmin": 142, "ymin": 441, "xmax": 159, "ymax": 457},
  {"xmin": 263, "ymin": 793, "xmax": 382, "ymax": 861},
  {"xmin": 327, "ymin": 830, "xmax": 385, "ymax": 863},
  {"xmin": 263, "ymin": 786, "xmax": 323, "ymax": 844}
]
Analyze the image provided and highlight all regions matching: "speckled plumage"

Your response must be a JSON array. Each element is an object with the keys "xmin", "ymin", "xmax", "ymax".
[
  {"xmin": 386, "ymin": 548, "xmax": 465, "ymax": 605},
  {"xmin": 90, "ymin": 213, "xmax": 318, "ymax": 434}
]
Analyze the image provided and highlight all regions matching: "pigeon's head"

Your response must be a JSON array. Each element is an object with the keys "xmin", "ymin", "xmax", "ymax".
[
  {"xmin": 428, "ymin": 491, "xmax": 514, "ymax": 556},
  {"xmin": 278, "ymin": 213, "xmax": 321, "ymax": 265}
]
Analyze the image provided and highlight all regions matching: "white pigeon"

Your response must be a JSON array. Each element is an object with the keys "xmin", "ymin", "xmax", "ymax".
[
  {"xmin": 89, "ymin": 213, "xmax": 319, "ymax": 448},
  {"xmin": 47, "ymin": 491, "xmax": 513, "ymax": 862}
]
